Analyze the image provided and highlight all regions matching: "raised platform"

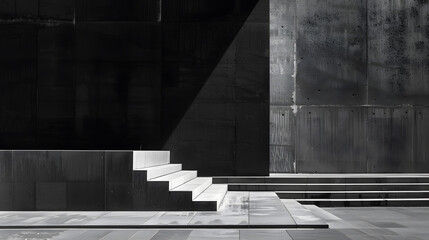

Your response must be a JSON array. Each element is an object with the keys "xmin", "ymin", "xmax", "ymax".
[
  {"xmin": 0, "ymin": 192, "xmax": 328, "ymax": 229},
  {"xmin": 214, "ymin": 174, "xmax": 429, "ymax": 207}
]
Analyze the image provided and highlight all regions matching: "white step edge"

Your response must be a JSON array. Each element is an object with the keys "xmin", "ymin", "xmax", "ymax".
[
  {"xmin": 133, "ymin": 151, "xmax": 170, "ymax": 170},
  {"xmin": 276, "ymin": 190, "xmax": 429, "ymax": 193},
  {"xmin": 296, "ymin": 198, "xmax": 429, "ymax": 201},
  {"xmin": 171, "ymin": 177, "xmax": 212, "ymax": 199},
  {"xmin": 134, "ymin": 164, "xmax": 182, "ymax": 180},
  {"xmin": 149, "ymin": 170, "xmax": 197, "ymax": 190},
  {"xmin": 194, "ymin": 184, "xmax": 228, "ymax": 210}
]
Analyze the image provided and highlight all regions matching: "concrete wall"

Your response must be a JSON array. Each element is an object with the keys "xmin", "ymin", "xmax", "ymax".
[
  {"xmin": 0, "ymin": 150, "xmax": 134, "ymax": 210},
  {"xmin": 0, "ymin": 0, "xmax": 269, "ymax": 176},
  {"xmin": 270, "ymin": 0, "xmax": 429, "ymax": 173}
]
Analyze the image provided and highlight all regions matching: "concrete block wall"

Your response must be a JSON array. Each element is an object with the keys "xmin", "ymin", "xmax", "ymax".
[{"xmin": 270, "ymin": 0, "xmax": 429, "ymax": 173}]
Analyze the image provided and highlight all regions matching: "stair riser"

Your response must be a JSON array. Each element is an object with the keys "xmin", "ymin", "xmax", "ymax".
[
  {"xmin": 299, "ymin": 200, "xmax": 429, "ymax": 207},
  {"xmin": 228, "ymin": 185, "xmax": 429, "ymax": 191},
  {"xmin": 214, "ymin": 178, "xmax": 429, "ymax": 184},
  {"xmin": 278, "ymin": 192, "xmax": 429, "ymax": 199}
]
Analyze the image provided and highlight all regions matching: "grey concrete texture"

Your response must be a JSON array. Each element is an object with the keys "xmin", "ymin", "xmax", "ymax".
[
  {"xmin": 1, "ymin": 206, "xmax": 429, "ymax": 239},
  {"xmin": 270, "ymin": 0, "xmax": 429, "ymax": 173},
  {"xmin": 0, "ymin": 150, "xmax": 134, "ymax": 211}
]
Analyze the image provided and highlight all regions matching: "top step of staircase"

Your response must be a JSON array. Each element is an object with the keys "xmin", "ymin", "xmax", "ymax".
[
  {"xmin": 133, "ymin": 151, "xmax": 170, "ymax": 170},
  {"xmin": 213, "ymin": 174, "xmax": 429, "ymax": 184}
]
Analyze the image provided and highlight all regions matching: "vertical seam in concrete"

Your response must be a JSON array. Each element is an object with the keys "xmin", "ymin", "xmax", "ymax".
[
  {"xmin": 365, "ymin": 0, "xmax": 369, "ymax": 105},
  {"xmin": 365, "ymin": 0, "xmax": 369, "ymax": 173},
  {"xmin": 293, "ymin": 0, "xmax": 298, "ymax": 173}
]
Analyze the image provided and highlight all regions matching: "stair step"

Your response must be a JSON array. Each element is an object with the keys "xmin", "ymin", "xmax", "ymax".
[
  {"xmin": 194, "ymin": 184, "xmax": 228, "ymax": 210},
  {"xmin": 214, "ymin": 174, "xmax": 429, "ymax": 184},
  {"xmin": 135, "ymin": 164, "xmax": 182, "ymax": 180},
  {"xmin": 133, "ymin": 151, "xmax": 170, "ymax": 169},
  {"xmin": 171, "ymin": 177, "xmax": 212, "ymax": 199},
  {"xmin": 228, "ymin": 183, "xmax": 429, "ymax": 191},
  {"xmin": 149, "ymin": 170, "xmax": 197, "ymax": 190},
  {"xmin": 277, "ymin": 190, "xmax": 429, "ymax": 199},
  {"xmin": 298, "ymin": 198, "xmax": 429, "ymax": 207}
]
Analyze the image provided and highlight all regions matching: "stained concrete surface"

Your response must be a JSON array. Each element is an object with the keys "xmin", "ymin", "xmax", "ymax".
[
  {"xmin": 0, "ymin": 192, "xmax": 327, "ymax": 229},
  {"xmin": 270, "ymin": 0, "xmax": 429, "ymax": 173},
  {"xmin": 0, "ymin": 206, "xmax": 428, "ymax": 239}
]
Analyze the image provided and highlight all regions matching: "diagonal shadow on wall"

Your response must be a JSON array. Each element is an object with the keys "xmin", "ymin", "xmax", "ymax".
[{"xmin": 161, "ymin": 0, "xmax": 269, "ymax": 176}]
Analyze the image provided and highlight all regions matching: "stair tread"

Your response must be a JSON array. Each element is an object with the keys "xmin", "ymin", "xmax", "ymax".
[
  {"xmin": 135, "ymin": 163, "xmax": 182, "ymax": 171},
  {"xmin": 133, "ymin": 151, "xmax": 170, "ymax": 169},
  {"xmin": 134, "ymin": 164, "xmax": 182, "ymax": 180},
  {"xmin": 297, "ymin": 198, "xmax": 429, "ymax": 201},
  {"xmin": 194, "ymin": 184, "xmax": 227, "ymax": 202},
  {"xmin": 171, "ymin": 177, "xmax": 212, "ymax": 191},
  {"xmin": 277, "ymin": 190, "xmax": 429, "ymax": 193},
  {"xmin": 228, "ymin": 183, "xmax": 429, "ymax": 186},
  {"xmin": 149, "ymin": 170, "xmax": 196, "ymax": 182}
]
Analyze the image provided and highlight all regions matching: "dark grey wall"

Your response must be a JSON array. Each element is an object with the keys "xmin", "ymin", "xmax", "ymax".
[
  {"xmin": 0, "ymin": 150, "xmax": 134, "ymax": 210},
  {"xmin": 0, "ymin": 0, "xmax": 269, "ymax": 176},
  {"xmin": 270, "ymin": 0, "xmax": 429, "ymax": 173}
]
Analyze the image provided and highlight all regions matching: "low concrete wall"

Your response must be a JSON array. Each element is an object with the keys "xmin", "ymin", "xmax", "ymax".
[{"xmin": 0, "ymin": 150, "xmax": 134, "ymax": 210}]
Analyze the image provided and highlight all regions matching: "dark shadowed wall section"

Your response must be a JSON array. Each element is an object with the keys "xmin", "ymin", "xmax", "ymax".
[{"xmin": 0, "ymin": 0, "xmax": 269, "ymax": 176}]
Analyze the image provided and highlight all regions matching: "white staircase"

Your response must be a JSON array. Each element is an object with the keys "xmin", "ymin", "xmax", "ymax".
[{"xmin": 133, "ymin": 151, "xmax": 227, "ymax": 211}]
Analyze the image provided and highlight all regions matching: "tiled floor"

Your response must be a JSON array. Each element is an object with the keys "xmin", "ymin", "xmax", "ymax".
[
  {"xmin": 0, "ymin": 192, "xmax": 327, "ymax": 229},
  {"xmin": 1, "ymin": 193, "xmax": 429, "ymax": 239}
]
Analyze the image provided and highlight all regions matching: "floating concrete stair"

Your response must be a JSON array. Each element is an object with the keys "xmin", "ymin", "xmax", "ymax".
[
  {"xmin": 171, "ymin": 177, "xmax": 213, "ymax": 199},
  {"xmin": 194, "ymin": 184, "xmax": 228, "ymax": 210},
  {"xmin": 213, "ymin": 174, "xmax": 429, "ymax": 207},
  {"xmin": 133, "ymin": 151, "xmax": 227, "ymax": 211},
  {"xmin": 136, "ymin": 164, "xmax": 182, "ymax": 180}
]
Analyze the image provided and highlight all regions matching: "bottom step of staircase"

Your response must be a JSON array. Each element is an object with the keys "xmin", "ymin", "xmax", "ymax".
[
  {"xmin": 297, "ymin": 198, "xmax": 429, "ymax": 207},
  {"xmin": 194, "ymin": 184, "xmax": 228, "ymax": 210}
]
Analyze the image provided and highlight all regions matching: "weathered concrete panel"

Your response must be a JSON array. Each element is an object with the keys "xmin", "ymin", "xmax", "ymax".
[
  {"xmin": 295, "ymin": 0, "xmax": 367, "ymax": 105},
  {"xmin": 270, "ymin": 106, "xmax": 296, "ymax": 173},
  {"xmin": 270, "ymin": 0, "xmax": 296, "ymax": 105},
  {"xmin": 296, "ymin": 107, "xmax": 367, "ymax": 173},
  {"xmin": 368, "ymin": 0, "xmax": 429, "ymax": 105},
  {"xmin": 415, "ymin": 107, "xmax": 429, "ymax": 172},
  {"xmin": 367, "ymin": 107, "xmax": 415, "ymax": 172}
]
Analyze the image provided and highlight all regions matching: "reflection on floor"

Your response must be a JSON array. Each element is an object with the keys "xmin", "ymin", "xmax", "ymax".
[{"xmin": 1, "ymin": 193, "xmax": 429, "ymax": 239}]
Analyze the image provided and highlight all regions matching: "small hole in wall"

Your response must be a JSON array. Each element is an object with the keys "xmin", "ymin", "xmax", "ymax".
[
  {"xmin": 351, "ymin": 110, "xmax": 354, "ymax": 113},
  {"xmin": 372, "ymin": 112, "xmax": 375, "ymax": 115},
  {"xmin": 318, "ymin": 89, "xmax": 321, "ymax": 92},
  {"xmin": 352, "ymin": 93, "xmax": 356, "ymax": 97},
  {"xmin": 309, "ymin": 112, "xmax": 312, "ymax": 114},
  {"xmin": 307, "ymin": 98, "xmax": 310, "ymax": 100},
  {"xmin": 281, "ymin": 26, "xmax": 284, "ymax": 28},
  {"xmin": 282, "ymin": 113, "xmax": 285, "ymax": 116}
]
